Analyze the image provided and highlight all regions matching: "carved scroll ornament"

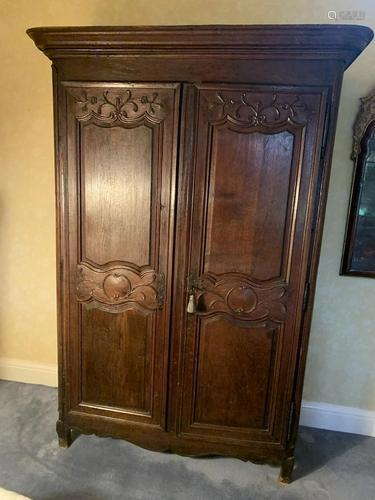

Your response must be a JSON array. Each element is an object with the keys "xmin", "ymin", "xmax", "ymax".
[
  {"xmin": 190, "ymin": 274, "xmax": 287, "ymax": 323},
  {"xmin": 206, "ymin": 92, "xmax": 309, "ymax": 126},
  {"xmin": 352, "ymin": 89, "xmax": 375, "ymax": 159},
  {"xmin": 76, "ymin": 262, "xmax": 165, "ymax": 314},
  {"xmin": 67, "ymin": 88, "xmax": 165, "ymax": 123}
]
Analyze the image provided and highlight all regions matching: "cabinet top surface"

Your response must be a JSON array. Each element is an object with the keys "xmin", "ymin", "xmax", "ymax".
[
  {"xmin": 27, "ymin": 24, "xmax": 373, "ymax": 69},
  {"xmin": 26, "ymin": 24, "xmax": 372, "ymax": 32}
]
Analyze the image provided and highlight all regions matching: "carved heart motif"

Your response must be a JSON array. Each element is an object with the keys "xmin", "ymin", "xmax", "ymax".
[
  {"xmin": 102, "ymin": 274, "xmax": 131, "ymax": 300},
  {"xmin": 227, "ymin": 286, "xmax": 257, "ymax": 313}
]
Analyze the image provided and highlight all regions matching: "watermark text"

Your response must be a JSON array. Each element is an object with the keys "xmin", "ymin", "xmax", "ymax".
[{"xmin": 328, "ymin": 10, "xmax": 365, "ymax": 20}]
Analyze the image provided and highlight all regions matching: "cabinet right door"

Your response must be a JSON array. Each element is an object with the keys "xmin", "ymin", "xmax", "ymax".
[{"xmin": 175, "ymin": 84, "xmax": 327, "ymax": 447}]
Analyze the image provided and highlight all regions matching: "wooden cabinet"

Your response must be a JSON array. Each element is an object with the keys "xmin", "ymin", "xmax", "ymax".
[{"xmin": 27, "ymin": 25, "xmax": 372, "ymax": 484}]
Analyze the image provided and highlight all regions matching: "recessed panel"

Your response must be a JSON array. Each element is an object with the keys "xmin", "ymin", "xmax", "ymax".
[
  {"xmin": 82, "ymin": 308, "xmax": 152, "ymax": 412},
  {"xmin": 81, "ymin": 123, "xmax": 153, "ymax": 266},
  {"xmin": 194, "ymin": 318, "xmax": 277, "ymax": 429},
  {"xmin": 204, "ymin": 129, "xmax": 294, "ymax": 280}
]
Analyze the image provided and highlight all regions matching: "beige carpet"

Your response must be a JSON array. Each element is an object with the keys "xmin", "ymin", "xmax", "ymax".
[{"xmin": 0, "ymin": 488, "xmax": 31, "ymax": 500}]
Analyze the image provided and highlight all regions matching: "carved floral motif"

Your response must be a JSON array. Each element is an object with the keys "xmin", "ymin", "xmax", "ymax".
[
  {"xmin": 352, "ymin": 89, "xmax": 375, "ymax": 159},
  {"xmin": 69, "ymin": 88, "xmax": 165, "ymax": 123},
  {"xmin": 76, "ymin": 262, "xmax": 165, "ymax": 313},
  {"xmin": 190, "ymin": 274, "xmax": 287, "ymax": 323},
  {"xmin": 206, "ymin": 92, "xmax": 309, "ymax": 126}
]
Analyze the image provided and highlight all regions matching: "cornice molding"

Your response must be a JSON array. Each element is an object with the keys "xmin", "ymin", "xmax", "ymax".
[{"xmin": 27, "ymin": 25, "xmax": 373, "ymax": 68}]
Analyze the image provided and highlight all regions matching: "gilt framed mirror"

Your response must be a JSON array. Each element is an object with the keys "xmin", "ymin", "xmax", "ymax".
[{"xmin": 341, "ymin": 89, "xmax": 375, "ymax": 277}]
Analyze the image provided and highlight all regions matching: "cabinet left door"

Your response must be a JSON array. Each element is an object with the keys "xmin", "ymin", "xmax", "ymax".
[{"xmin": 56, "ymin": 82, "xmax": 180, "ymax": 443}]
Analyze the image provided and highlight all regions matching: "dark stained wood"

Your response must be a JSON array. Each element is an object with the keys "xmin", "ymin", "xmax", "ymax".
[
  {"xmin": 203, "ymin": 128, "xmax": 294, "ymax": 278},
  {"xmin": 59, "ymin": 81, "xmax": 180, "ymax": 433},
  {"xmin": 27, "ymin": 26, "xmax": 373, "ymax": 87},
  {"xmin": 81, "ymin": 122, "xmax": 153, "ymax": 265},
  {"xmin": 82, "ymin": 308, "xmax": 151, "ymax": 412},
  {"xmin": 176, "ymin": 85, "xmax": 327, "ymax": 450},
  {"xmin": 27, "ymin": 25, "xmax": 372, "ymax": 70},
  {"xmin": 56, "ymin": 58, "xmax": 345, "ymax": 87},
  {"xmin": 279, "ymin": 456, "xmax": 295, "ymax": 485},
  {"xmin": 193, "ymin": 320, "xmax": 278, "ymax": 429},
  {"xmin": 27, "ymin": 24, "xmax": 372, "ymax": 485}
]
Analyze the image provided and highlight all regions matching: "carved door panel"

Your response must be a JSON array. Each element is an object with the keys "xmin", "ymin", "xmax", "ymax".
[
  {"xmin": 175, "ymin": 85, "xmax": 327, "ymax": 445},
  {"xmin": 62, "ymin": 83, "xmax": 180, "ymax": 430}
]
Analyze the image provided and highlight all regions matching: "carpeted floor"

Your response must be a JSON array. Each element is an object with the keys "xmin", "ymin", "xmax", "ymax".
[{"xmin": 0, "ymin": 380, "xmax": 374, "ymax": 500}]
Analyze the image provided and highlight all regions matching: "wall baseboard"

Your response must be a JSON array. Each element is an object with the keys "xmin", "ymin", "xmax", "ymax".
[
  {"xmin": 1, "ymin": 358, "xmax": 374, "ymax": 437},
  {"xmin": 0, "ymin": 358, "xmax": 58, "ymax": 387},
  {"xmin": 300, "ymin": 400, "xmax": 375, "ymax": 438}
]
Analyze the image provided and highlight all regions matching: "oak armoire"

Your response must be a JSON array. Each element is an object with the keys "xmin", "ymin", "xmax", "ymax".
[{"xmin": 27, "ymin": 25, "xmax": 372, "ymax": 484}]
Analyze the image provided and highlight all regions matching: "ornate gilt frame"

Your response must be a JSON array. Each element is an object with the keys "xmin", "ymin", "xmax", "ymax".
[{"xmin": 341, "ymin": 89, "xmax": 375, "ymax": 277}]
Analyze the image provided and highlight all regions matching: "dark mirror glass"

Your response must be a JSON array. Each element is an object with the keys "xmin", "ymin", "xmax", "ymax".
[{"xmin": 351, "ymin": 126, "xmax": 375, "ymax": 271}]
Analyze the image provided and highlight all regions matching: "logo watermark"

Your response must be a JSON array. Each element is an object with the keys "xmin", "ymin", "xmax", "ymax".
[{"xmin": 328, "ymin": 10, "xmax": 365, "ymax": 20}]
